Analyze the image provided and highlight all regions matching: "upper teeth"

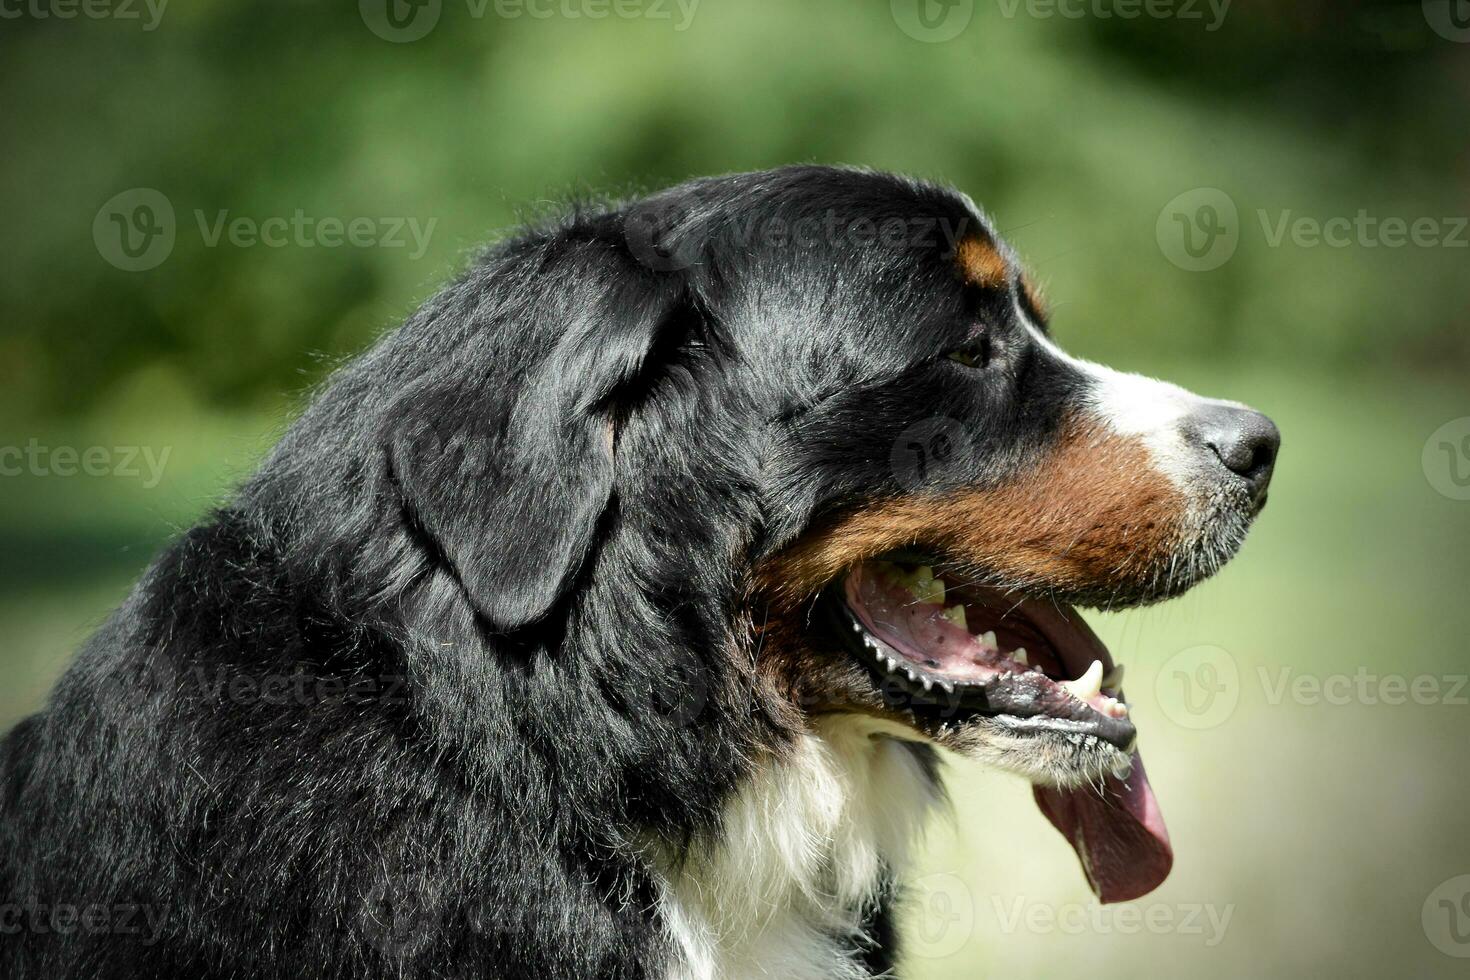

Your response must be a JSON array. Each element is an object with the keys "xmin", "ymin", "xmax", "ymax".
[
  {"xmin": 894, "ymin": 565, "xmax": 945, "ymax": 605},
  {"xmin": 866, "ymin": 564, "xmax": 1131, "ymax": 708},
  {"xmin": 1060, "ymin": 659, "xmax": 1104, "ymax": 701}
]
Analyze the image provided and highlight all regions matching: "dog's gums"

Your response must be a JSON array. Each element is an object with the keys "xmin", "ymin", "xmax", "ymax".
[{"xmin": 841, "ymin": 559, "xmax": 1131, "ymax": 727}]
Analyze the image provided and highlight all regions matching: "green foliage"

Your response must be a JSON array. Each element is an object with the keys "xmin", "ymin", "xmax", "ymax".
[{"xmin": 0, "ymin": 0, "xmax": 1464, "ymax": 416}]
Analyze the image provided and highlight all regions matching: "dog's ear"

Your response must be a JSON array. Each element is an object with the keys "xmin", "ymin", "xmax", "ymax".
[{"xmin": 386, "ymin": 242, "xmax": 688, "ymax": 632}]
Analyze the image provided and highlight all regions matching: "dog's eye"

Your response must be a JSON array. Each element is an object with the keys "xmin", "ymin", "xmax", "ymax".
[{"xmin": 945, "ymin": 336, "xmax": 992, "ymax": 370}]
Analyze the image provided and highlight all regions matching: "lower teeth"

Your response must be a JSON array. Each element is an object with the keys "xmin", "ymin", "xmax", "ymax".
[{"xmin": 855, "ymin": 613, "xmax": 1129, "ymax": 718}]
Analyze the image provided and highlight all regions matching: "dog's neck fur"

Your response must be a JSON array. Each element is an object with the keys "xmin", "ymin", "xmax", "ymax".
[{"xmin": 654, "ymin": 716, "xmax": 943, "ymax": 980}]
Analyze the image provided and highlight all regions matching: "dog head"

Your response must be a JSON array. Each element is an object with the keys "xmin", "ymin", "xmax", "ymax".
[{"xmin": 361, "ymin": 166, "xmax": 1278, "ymax": 903}]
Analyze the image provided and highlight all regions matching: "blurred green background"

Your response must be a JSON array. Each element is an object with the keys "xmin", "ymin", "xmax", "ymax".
[{"xmin": 2, "ymin": 0, "xmax": 1468, "ymax": 976}]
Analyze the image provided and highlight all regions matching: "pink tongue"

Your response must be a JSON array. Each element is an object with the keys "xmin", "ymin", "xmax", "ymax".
[{"xmin": 1033, "ymin": 752, "xmax": 1173, "ymax": 903}]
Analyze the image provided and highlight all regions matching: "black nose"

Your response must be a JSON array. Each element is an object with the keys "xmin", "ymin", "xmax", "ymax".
[{"xmin": 1189, "ymin": 404, "xmax": 1280, "ymax": 505}]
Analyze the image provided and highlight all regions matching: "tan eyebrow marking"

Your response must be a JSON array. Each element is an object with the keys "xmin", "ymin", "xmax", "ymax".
[
  {"xmin": 955, "ymin": 235, "xmax": 1009, "ymax": 290},
  {"xmin": 1020, "ymin": 274, "xmax": 1050, "ymax": 321}
]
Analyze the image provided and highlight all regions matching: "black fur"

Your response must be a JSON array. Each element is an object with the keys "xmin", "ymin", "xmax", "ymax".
[{"xmin": 0, "ymin": 166, "xmax": 1092, "ymax": 978}]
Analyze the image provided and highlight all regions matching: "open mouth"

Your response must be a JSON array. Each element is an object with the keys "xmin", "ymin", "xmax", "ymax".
[
  {"xmin": 838, "ymin": 557, "xmax": 1136, "ymax": 751},
  {"xmin": 829, "ymin": 554, "xmax": 1174, "ymax": 904}
]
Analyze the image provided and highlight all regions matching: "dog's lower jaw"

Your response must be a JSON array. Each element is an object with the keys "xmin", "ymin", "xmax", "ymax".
[
  {"xmin": 650, "ymin": 714, "xmax": 943, "ymax": 980},
  {"xmin": 937, "ymin": 720, "xmax": 1134, "ymax": 789}
]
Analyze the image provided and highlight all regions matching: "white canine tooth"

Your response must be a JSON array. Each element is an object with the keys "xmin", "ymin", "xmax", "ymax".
[
  {"xmin": 979, "ymin": 630, "xmax": 997, "ymax": 650},
  {"xmin": 921, "ymin": 677, "xmax": 933, "ymax": 692},
  {"xmin": 1061, "ymin": 659, "xmax": 1104, "ymax": 701},
  {"xmin": 940, "ymin": 680, "xmax": 955, "ymax": 693},
  {"xmin": 1011, "ymin": 648, "xmax": 1029, "ymax": 666},
  {"xmin": 905, "ymin": 668, "xmax": 919, "ymax": 682}
]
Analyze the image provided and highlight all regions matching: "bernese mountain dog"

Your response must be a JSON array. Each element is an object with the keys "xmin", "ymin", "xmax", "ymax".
[{"xmin": 0, "ymin": 166, "xmax": 1279, "ymax": 979}]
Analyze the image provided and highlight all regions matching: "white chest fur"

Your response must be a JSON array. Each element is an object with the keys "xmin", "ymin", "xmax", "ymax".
[{"xmin": 655, "ymin": 717, "xmax": 942, "ymax": 980}]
